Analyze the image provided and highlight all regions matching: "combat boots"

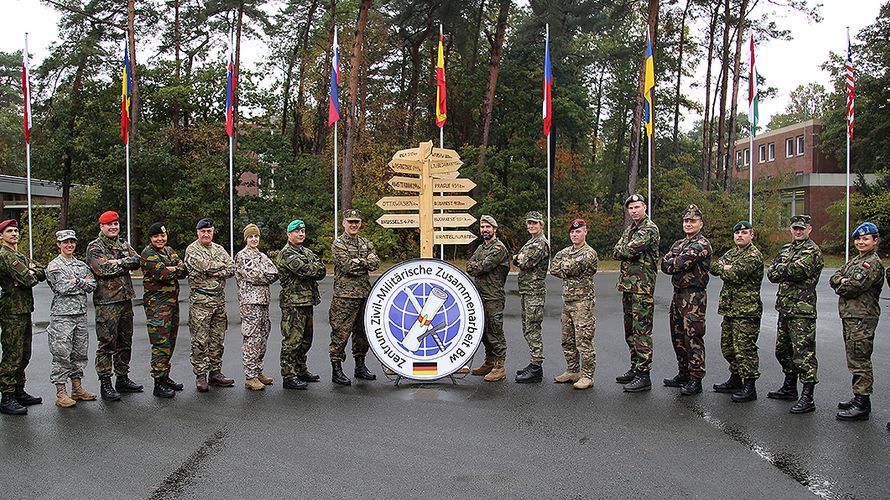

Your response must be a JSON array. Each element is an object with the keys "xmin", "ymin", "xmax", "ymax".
[
  {"xmin": 767, "ymin": 373, "xmax": 798, "ymax": 400},
  {"xmin": 713, "ymin": 373, "xmax": 743, "ymax": 394},
  {"xmin": 483, "ymin": 357, "xmax": 506, "ymax": 382},
  {"xmin": 331, "ymin": 362, "xmax": 352, "ymax": 386},
  {"xmin": 70, "ymin": 378, "xmax": 97, "ymax": 401},
  {"xmin": 153, "ymin": 378, "xmax": 175, "ymax": 399},
  {"xmin": 55, "ymin": 384, "xmax": 76, "ymax": 408},
  {"xmin": 0, "ymin": 393, "xmax": 27, "ymax": 415},
  {"xmin": 663, "ymin": 371, "xmax": 690, "ymax": 388},
  {"xmin": 471, "ymin": 356, "xmax": 495, "ymax": 376},
  {"xmin": 283, "ymin": 378, "xmax": 308, "ymax": 390},
  {"xmin": 209, "ymin": 371, "xmax": 235, "ymax": 387},
  {"xmin": 257, "ymin": 374, "xmax": 275, "ymax": 385},
  {"xmin": 553, "ymin": 371, "xmax": 580, "ymax": 383},
  {"xmin": 99, "ymin": 376, "xmax": 121, "ymax": 401},
  {"xmin": 115, "ymin": 375, "xmax": 144, "ymax": 393},
  {"xmin": 245, "ymin": 378, "xmax": 265, "ymax": 391},
  {"xmin": 163, "ymin": 376, "xmax": 184, "ymax": 391},
  {"xmin": 836, "ymin": 395, "xmax": 870, "ymax": 421},
  {"xmin": 14, "ymin": 384, "xmax": 42, "ymax": 405},
  {"xmin": 731, "ymin": 379, "xmax": 757, "ymax": 403},
  {"xmin": 354, "ymin": 357, "xmax": 377, "ymax": 381},
  {"xmin": 573, "ymin": 376, "xmax": 594, "ymax": 390},
  {"xmin": 515, "ymin": 364, "xmax": 543, "ymax": 384},
  {"xmin": 790, "ymin": 382, "xmax": 816, "ymax": 414},
  {"xmin": 615, "ymin": 369, "xmax": 636, "ymax": 384},
  {"xmin": 195, "ymin": 374, "xmax": 209, "ymax": 392},
  {"xmin": 623, "ymin": 372, "xmax": 652, "ymax": 392},
  {"xmin": 680, "ymin": 378, "xmax": 702, "ymax": 396},
  {"xmin": 296, "ymin": 371, "xmax": 319, "ymax": 383},
  {"xmin": 516, "ymin": 363, "xmax": 536, "ymax": 376}
]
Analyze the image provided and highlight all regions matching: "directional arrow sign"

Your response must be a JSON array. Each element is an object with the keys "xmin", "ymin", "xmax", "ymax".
[
  {"xmin": 432, "ymin": 171, "xmax": 460, "ymax": 180},
  {"xmin": 376, "ymin": 196, "xmax": 419, "ymax": 211},
  {"xmin": 392, "ymin": 148, "xmax": 421, "ymax": 161},
  {"xmin": 433, "ymin": 178, "xmax": 476, "ymax": 192},
  {"xmin": 431, "ymin": 147, "xmax": 460, "ymax": 160},
  {"xmin": 430, "ymin": 160, "xmax": 463, "ymax": 173},
  {"xmin": 433, "ymin": 196, "xmax": 476, "ymax": 210},
  {"xmin": 434, "ymin": 230, "xmax": 477, "ymax": 245},
  {"xmin": 433, "ymin": 213, "xmax": 476, "ymax": 228},
  {"xmin": 376, "ymin": 214, "xmax": 420, "ymax": 228},
  {"xmin": 388, "ymin": 158, "xmax": 423, "ymax": 175},
  {"xmin": 388, "ymin": 176, "xmax": 421, "ymax": 192}
]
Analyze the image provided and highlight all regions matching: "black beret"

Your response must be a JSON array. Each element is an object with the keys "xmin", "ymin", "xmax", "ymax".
[
  {"xmin": 148, "ymin": 222, "xmax": 166, "ymax": 237},
  {"xmin": 196, "ymin": 218, "xmax": 214, "ymax": 230}
]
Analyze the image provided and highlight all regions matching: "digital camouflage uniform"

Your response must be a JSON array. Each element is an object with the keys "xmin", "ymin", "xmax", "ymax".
[
  {"xmin": 184, "ymin": 240, "xmax": 235, "ymax": 375},
  {"xmin": 141, "ymin": 245, "xmax": 188, "ymax": 379},
  {"xmin": 235, "ymin": 247, "xmax": 279, "ymax": 378},
  {"xmin": 550, "ymin": 243, "xmax": 598, "ymax": 379},
  {"xmin": 710, "ymin": 243, "xmax": 764, "ymax": 380},
  {"xmin": 329, "ymin": 234, "xmax": 379, "ymax": 362},
  {"xmin": 661, "ymin": 231, "xmax": 712, "ymax": 380},
  {"xmin": 829, "ymin": 249, "xmax": 884, "ymax": 395},
  {"xmin": 276, "ymin": 242, "xmax": 326, "ymax": 378},
  {"xmin": 514, "ymin": 233, "xmax": 550, "ymax": 365},
  {"xmin": 86, "ymin": 234, "xmax": 141, "ymax": 378},
  {"xmin": 466, "ymin": 237, "xmax": 510, "ymax": 358},
  {"xmin": 766, "ymin": 237, "xmax": 824, "ymax": 384},
  {"xmin": 46, "ymin": 254, "xmax": 96, "ymax": 384},
  {"xmin": 0, "ymin": 246, "xmax": 46, "ymax": 393},
  {"xmin": 613, "ymin": 215, "xmax": 660, "ymax": 373}
]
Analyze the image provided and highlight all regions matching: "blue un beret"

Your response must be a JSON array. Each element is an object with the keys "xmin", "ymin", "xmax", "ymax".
[{"xmin": 852, "ymin": 222, "xmax": 879, "ymax": 239}]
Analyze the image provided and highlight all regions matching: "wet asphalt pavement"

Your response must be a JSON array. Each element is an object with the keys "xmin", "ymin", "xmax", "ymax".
[{"xmin": 1, "ymin": 270, "xmax": 888, "ymax": 499}]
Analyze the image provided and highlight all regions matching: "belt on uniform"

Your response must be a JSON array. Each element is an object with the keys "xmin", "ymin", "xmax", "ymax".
[
  {"xmin": 675, "ymin": 286, "xmax": 705, "ymax": 293},
  {"xmin": 193, "ymin": 288, "xmax": 223, "ymax": 297}
]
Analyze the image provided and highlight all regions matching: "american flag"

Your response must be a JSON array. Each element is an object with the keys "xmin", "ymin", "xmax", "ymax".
[{"xmin": 845, "ymin": 35, "xmax": 854, "ymax": 140}]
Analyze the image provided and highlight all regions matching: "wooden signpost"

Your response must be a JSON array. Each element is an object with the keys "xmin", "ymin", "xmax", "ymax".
[{"xmin": 377, "ymin": 141, "xmax": 479, "ymax": 258}]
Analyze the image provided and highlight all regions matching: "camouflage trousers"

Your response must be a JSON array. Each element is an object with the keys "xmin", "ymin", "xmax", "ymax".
[
  {"xmin": 95, "ymin": 302, "xmax": 134, "ymax": 378},
  {"xmin": 0, "ymin": 314, "xmax": 32, "ymax": 392},
  {"xmin": 481, "ymin": 298, "xmax": 507, "ymax": 358},
  {"xmin": 720, "ymin": 316, "xmax": 761, "ymax": 380},
  {"xmin": 521, "ymin": 294, "xmax": 546, "ymax": 365},
  {"xmin": 622, "ymin": 293, "xmax": 654, "ymax": 373},
  {"xmin": 328, "ymin": 297, "xmax": 369, "ymax": 362},
  {"xmin": 669, "ymin": 290, "xmax": 707, "ymax": 380},
  {"xmin": 241, "ymin": 303, "xmax": 270, "ymax": 379},
  {"xmin": 144, "ymin": 293, "xmax": 179, "ymax": 379},
  {"xmin": 561, "ymin": 298, "xmax": 596, "ymax": 378},
  {"xmin": 842, "ymin": 317, "xmax": 878, "ymax": 395},
  {"xmin": 189, "ymin": 300, "xmax": 227, "ymax": 375},
  {"xmin": 46, "ymin": 314, "xmax": 89, "ymax": 384},
  {"xmin": 775, "ymin": 314, "xmax": 818, "ymax": 384},
  {"xmin": 282, "ymin": 306, "xmax": 313, "ymax": 378}
]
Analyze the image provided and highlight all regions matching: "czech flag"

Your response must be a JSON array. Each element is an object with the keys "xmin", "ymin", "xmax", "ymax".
[
  {"xmin": 643, "ymin": 29, "xmax": 654, "ymax": 139},
  {"xmin": 435, "ymin": 30, "xmax": 447, "ymax": 128},
  {"xmin": 328, "ymin": 30, "xmax": 341, "ymax": 127},
  {"xmin": 542, "ymin": 26, "xmax": 552, "ymax": 137},
  {"xmin": 225, "ymin": 35, "xmax": 236, "ymax": 138},
  {"xmin": 22, "ymin": 35, "xmax": 31, "ymax": 144},
  {"xmin": 121, "ymin": 38, "xmax": 132, "ymax": 144}
]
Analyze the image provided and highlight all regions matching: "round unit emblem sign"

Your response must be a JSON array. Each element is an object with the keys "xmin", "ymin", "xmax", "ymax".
[{"xmin": 364, "ymin": 259, "xmax": 484, "ymax": 380}]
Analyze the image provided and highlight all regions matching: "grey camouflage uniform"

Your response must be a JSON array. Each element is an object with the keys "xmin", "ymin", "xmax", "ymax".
[{"xmin": 45, "ymin": 254, "xmax": 97, "ymax": 384}]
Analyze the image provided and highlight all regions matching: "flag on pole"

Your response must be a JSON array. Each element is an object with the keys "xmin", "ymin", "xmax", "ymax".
[
  {"xmin": 748, "ymin": 35, "xmax": 759, "ymax": 137},
  {"xmin": 22, "ymin": 35, "xmax": 31, "ymax": 144},
  {"xmin": 643, "ymin": 29, "xmax": 655, "ymax": 139},
  {"xmin": 328, "ymin": 30, "xmax": 341, "ymax": 127},
  {"xmin": 121, "ymin": 38, "xmax": 132, "ymax": 144},
  {"xmin": 845, "ymin": 34, "xmax": 854, "ymax": 140},
  {"xmin": 542, "ymin": 26, "xmax": 552, "ymax": 137},
  {"xmin": 225, "ymin": 35, "xmax": 236, "ymax": 137},
  {"xmin": 435, "ymin": 31, "xmax": 447, "ymax": 128}
]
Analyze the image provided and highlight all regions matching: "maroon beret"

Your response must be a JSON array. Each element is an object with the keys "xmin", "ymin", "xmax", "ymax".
[
  {"xmin": 569, "ymin": 218, "xmax": 586, "ymax": 230},
  {"xmin": 0, "ymin": 219, "xmax": 17, "ymax": 232}
]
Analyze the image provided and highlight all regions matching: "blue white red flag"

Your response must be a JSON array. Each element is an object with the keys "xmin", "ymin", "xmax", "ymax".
[
  {"xmin": 328, "ymin": 30, "xmax": 341, "ymax": 127},
  {"xmin": 225, "ymin": 35, "xmax": 236, "ymax": 137},
  {"xmin": 542, "ymin": 26, "xmax": 552, "ymax": 137}
]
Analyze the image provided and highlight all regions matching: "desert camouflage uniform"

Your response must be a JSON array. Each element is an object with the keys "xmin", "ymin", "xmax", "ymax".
[
  {"xmin": 514, "ymin": 233, "xmax": 550, "ymax": 365},
  {"xmin": 329, "ymin": 234, "xmax": 379, "ymax": 362},
  {"xmin": 466, "ymin": 237, "xmax": 510, "ymax": 358},
  {"xmin": 276, "ymin": 242, "xmax": 326, "ymax": 378},
  {"xmin": 141, "ymin": 245, "xmax": 188, "ymax": 379},
  {"xmin": 550, "ymin": 243, "xmax": 598, "ymax": 378},
  {"xmin": 46, "ymin": 254, "xmax": 96, "ymax": 384},
  {"xmin": 235, "ymin": 247, "xmax": 279, "ymax": 378},
  {"xmin": 184, "ymin": 240, "xmax": 235, "ymax": 375},
  {"xmin": 0, "ymin": 246, "xmax": 45, "ymax": 392}
]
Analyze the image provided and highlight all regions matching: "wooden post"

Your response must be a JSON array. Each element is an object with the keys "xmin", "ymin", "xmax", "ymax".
[{"xmin": 419, "ymin": 156, "xmax": 435, "ymax": 257}]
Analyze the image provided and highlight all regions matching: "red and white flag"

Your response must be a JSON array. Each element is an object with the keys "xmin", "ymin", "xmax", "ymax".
[
  {"xmin": 845, "ymin": 33, "xmax": 854, "ymax": 140},
  {"xmin": 22, "ymin": 34, "xmax": 31, "ymax": 144}
]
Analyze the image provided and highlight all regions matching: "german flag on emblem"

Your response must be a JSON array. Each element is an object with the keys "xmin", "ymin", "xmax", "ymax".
[{"xmin": 412, "ymin": 362, "xmax": 438, "ymax": 375}]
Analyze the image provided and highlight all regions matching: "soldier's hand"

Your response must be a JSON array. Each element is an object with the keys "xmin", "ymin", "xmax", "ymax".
[
  {"xmin": 68, "ymin": 276, "xmax": 77, "ymax": 283},
  {"xmin": 723, "ymin": 265, "xmax": 732, "ymax": 272},
  {"xmin": 166, "ymin": 266, "xmax": 178, "ymax": 273}
]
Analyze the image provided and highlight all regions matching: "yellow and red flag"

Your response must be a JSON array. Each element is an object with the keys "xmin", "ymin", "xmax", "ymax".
[{"xmin": 435, "ymin": 30, "xmax": 447, "ymax": 128}]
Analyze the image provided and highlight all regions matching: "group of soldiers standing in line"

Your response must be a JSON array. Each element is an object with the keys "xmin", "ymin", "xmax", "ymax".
[{"xmin": 467, "ymin": 194, "xmax": 887, "ymax": 428}]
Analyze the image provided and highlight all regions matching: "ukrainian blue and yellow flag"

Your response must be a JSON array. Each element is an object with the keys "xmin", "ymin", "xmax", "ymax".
[
  {"xmin": 643, "ymin": 29, "xmax": 654, "ymax": 139},
  {"xmin": 121, "ymin": 37, "xmax": 132, "ymax": 144}
]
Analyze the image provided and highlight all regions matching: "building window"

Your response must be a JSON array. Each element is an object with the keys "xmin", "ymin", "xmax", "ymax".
[
  {"xmin": 767, "ymin": 142, "xmax": 775, "ymax": 161},
  {"xmin": 796, "ymin": 135, "xmax": 805, "ymax": 156},
  {"xmin": 758, "ymin": 144, "xmax": 766, "ymax": 163},
  {"xmin": 781, "ymin": 189, "xmax": 806, "ymax": 226},
  {"xmin": 744, "ymin": 149, "xmax": 750, "ymax": 166},
  {"xmin": 736, "ymin": 151, "xmax": 743, "ymax": 170},
  {"xmin": 786, "ymin": 138, "xmax": 794, "ymax": 157}
]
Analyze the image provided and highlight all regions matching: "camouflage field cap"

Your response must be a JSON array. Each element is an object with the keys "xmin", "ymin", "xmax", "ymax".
[
  {"xmin": 852, "ymin": 222, "xmax": 879, "ymax": 238},
  {"xmin": 682, "ymin": 204, "xmax": 703, "ymax": 220},
  {"xmin": 343, "ymin": 208, "xmax": 362, "ymax": 222},
  {"xmin": 525, "ymin": 211, "xmax": 544, "ymax": 223},
  {"xmin": 287, "ymin": 219, "xmax": 306, "ymax": 232},
  {"xmin": 479, "ymin": 215, "xmax": 498, "ymax": 228},
  {"xmin": 789, "ymin": 214, "xmax": 811, "ymax": 229},
  {"xmin": 732, "ymin": 220, "xmax": 753, "ymax": 232},
  {"xmin": 55, "ymin": 229, "xmax": 77, "ymax": 242},
  {"xmin": 624, "ymin": 193, "xmax": 646, "ymax": 207}
]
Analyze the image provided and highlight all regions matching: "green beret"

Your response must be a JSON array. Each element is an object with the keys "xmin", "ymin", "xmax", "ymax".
[
  {"xmin": 287, "ymin": 219, "xmax": 306, "ymax": 232},
  {"xmin": 624, "ymin": 193, "xmax": 646, "ymax": 207},
  {"xmin": 732, "ymin": 220, "xmax": 753, "ymax": 232}
]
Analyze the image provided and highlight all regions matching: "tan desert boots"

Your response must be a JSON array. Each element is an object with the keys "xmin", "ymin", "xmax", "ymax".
[
  {"xmin": 553, "ymin": 371, "xmax": 581, "ymax": 383},
  {"xmin": 70, "ymin": 378, "xmax": 97, "ymax": 401},
  {"xmin": 471, "ymin": 356, "xmax": 495, "ymax": 376},
  {"xmin": 256, "ymin": 374, "xmax": 273, "ymax": 385},
  {"xmin": 573, "ymin": 376, "xmax": 594, "ymax": 390},
  {"xmin": 55, "ymin": 384, "xmax": 76, "ymax": 408},
  {"xmin": 484, "ymin": 357, "xmax": 506, "ymax": 382},
  {"xmin": 245, "ymin": 378, "xmax": 265, "ymax": 391}
]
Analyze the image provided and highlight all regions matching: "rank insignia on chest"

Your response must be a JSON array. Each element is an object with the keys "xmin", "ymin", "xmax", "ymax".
[{"xmin": 862, "ymin": 262, "xmax": 871, "ymax": 269}]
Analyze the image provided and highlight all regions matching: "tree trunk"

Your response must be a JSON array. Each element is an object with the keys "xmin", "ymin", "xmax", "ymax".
[
  {"xmin": 628, "ymin": 0, "xmax": 659, "ymax": 200},
  {"xmin": 172, "ymin": 0, "xmax": 181, "ymax": 141},
  {"xmin": 291, "ymin": 0, "xmax": 320, "ymax": 152},
  {"xmin": 714, "ymin": 0, "xmax": 731, "ymax": 192},
  {"xmin": 312, "ymin": 0, "xmax": 336, "ymax": 156},
  {"xmin": 476, "ymin": 0, "xmax": 510, "ymax": 196},
  {"xmin": 341, "ymin": 0, "xmax": 372, "ymax": 210},
  {"xmin": 724, "ymin": 0, "xmax": 750, "ymax": 194},
  {"xmin": 591, "ymin": 65, "xmax": 605, "ymax": 159},
  {"xmin": 60, "ymin": 51, "xmax": 88, "ymax": 229},
  {"xmin": 462, "ymin": 0, "xmax": 486, "ymax": 141},
  {"xmin": 672, "ymin": 0, "xmax": 690, "ymax": 158},
  {"xmin": 701, "ymin": 3, "xmax": 720, "ymax": 190},
  {"xmin": 402, "ymin": 21, "xmax": 435, "ymax": 143}
]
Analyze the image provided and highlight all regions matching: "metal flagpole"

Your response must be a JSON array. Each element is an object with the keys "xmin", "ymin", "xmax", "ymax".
[
  {"xmin": 845, "ymin": 120, "xmax": 851, "ymax": 262},
  {"xmin": 229, "ymin": 135, "xmax": 234, "ymax": 256},
  {"xmin": 647, "ymin": 134, "xmax": 652, "ymax": 217},
  {"xmin": 125, "ymin": 141, "xmax": 131, "ymax": 246},
  {"xmin": 748, "ymin": 135, "xmax": 754, "ymax": 222},
  {"xmin": 439, "ymin": 122, "xmax": 444, "ymax": 260},
  {"xmin": 546, "ymin": 135, "xmax": 551, "ymax": 240},
  {"xmin": 334, "ymin": 122, "xmax": 339, "ymax": 241},
  {"xmin": 26, "ymin": 142, "xmax": 32, "ymax": 258}
]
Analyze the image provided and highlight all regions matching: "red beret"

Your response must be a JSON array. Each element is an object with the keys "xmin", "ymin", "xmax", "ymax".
[
  {"xmin": 98, "ymin": 211, "xmax": 119, "ymax": 224},
  {"xmin": 0, "ymin": 219, "xmax": 18, "ymax": 232},
  {"xmin": 569, "ymin": 218, "xmax": 586, "ymax": 230}
]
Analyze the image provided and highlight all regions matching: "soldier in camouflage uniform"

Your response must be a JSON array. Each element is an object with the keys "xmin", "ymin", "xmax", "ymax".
[
  {"xmin": 766, "ymin": 214, "xmax": 824, "ymax": 414},
  {"xmin": 709, "ymin": 220, "xmax": 764, "ymax": 403},
  {"xmin": 184, "ymin": 218, "xmax": 236, "ymax": 392},
  {"xmin": 329, "ymin": 209, "xmax": 380, "ymax": 386},
  {"xmin": 141, "ymin": 222, "xmax": 189, "ymax": 399},
  {"xmin": 87, "ymin": 210, "xmax": 144, "ymax": 401},
  {"xmin": 276, "ymin": 219, "xmax": 326, "ymax": 390},
  {"xmin": 550, "ymin": 219, "xmax": 599, "ymax": 390},
  {"xmin": 0, "ymin": 219, "xmax": 46, "ymax": 415},
  {"xmin": 613, "ymin": 194, "xmax": 660, "ymax": 392},
  {"xmin": 46, "ymin": 230, "xmax": 97, "ymax": 408},
  {"xmin": 235, "ymin": 224, "xmax": 279, "ymax": 391},
  {"xmin": 830, "ymin": 222, "xmax": 884, "ymax": 421},
  {"xmin": 467, "ymin": 215, "xmax": 510, "ymax": 382},
  {"xmin": 514, "ymin": 211, "xmax": 550, "ymax": 384},
  {"xmin": 660, "ymin": 204, "xmax": 712, "ymax": 396}
]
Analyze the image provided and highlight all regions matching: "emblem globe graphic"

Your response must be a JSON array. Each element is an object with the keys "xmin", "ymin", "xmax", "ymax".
[{"xmin": 388, "ymin": 282, "xmax": 462, "ymax": 357}]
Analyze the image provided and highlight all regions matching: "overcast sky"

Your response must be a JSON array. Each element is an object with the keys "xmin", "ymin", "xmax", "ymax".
[{"xmin": 0, "ymin": 0, "xmax": 884, "ymax": 129}]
